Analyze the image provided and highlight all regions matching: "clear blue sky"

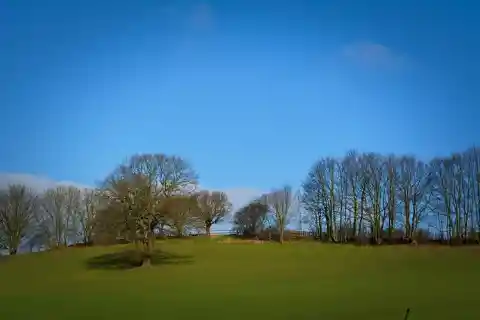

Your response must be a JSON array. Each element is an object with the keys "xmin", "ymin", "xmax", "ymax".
[{"xmin": 1, "ymin": 0, "xmax": 479, "ymax": 192}]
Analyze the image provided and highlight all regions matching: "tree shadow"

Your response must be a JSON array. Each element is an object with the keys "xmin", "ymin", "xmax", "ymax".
[{"xmin": 85, "ymin": 249, "xmax": 194, "ymax": 270}]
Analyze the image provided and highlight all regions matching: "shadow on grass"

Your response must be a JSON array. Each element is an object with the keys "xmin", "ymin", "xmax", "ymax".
[{"xmin": 85, "ymin": 249, "xmax": 194, "ymax": 270}]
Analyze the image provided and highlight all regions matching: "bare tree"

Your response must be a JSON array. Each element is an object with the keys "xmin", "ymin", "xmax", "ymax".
[
  {"xmin": 128, "ymin": 154, "xmax": 198, "ymax": 197},
  {"xmin": 196, "ymin": 190, "xmax": 232, "ymax": 236},
  {"xmin": 162, "ymin": 195, "xmax": 201, "ymax": 237},
  {"xmin": 384, "ymin": 155, "xmax": 398, "ymax": 241},
  {"xmin": 363, "ymin": 153, "xmax": 385, "ymax": 244},
  {"xmin": 337, "ymin": 159, "xmax": 349, "ymax": 242},
  {"xmin": 344, "ymin": 151, "xmax": 362, "ymax": 239},
  {"xmin": 468, "ymin": 147, "xmax": 480, "ymax": 241},
  {"xmin": 102, "ymin": 171, "xmax": 161, "ymax": 265},
  {"xmin": 301, "ymin": 161, "xmax": 325, "ymax": 239},
  {"xmin": 123, "ymin": 154, "xmax": 198, "ymax": 236},
  {"xmin": 261, "ymin": 185, "xmax": 297, "ymax": 244},
  {"xmin": 232, "ymin": 201, "xmax": 269, "ymax": 237},
  {"xmin": 430, "ymin": 157, "xmax": 455, "ymax": 241},
  {"xmin": 77, "ymin": 189, "xmax": 100, "ymax": 245},
  {"xmin": 93, "ymin": 182, "xmax": 136, "ymax": 245},
  {"xmin": 302, "ymin": 158, "xmax": 338, "ymax": 241},
  {"xmin": 0, "ymin": 184, "xmax": 37, "ymax": 255},
  {"xmin": 94, "ymin": 153, "xmax": 198, "ymax": 265},
  {"xmin": 65, "ymin": 187, "xmax": 82, "ymax": 245},
  {"xmin": 37, "ymin": 186, "xmax": 81, "ymax": 249}
]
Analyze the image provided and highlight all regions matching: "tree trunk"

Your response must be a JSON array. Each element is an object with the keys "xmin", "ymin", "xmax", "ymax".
[
  {"xmin": 149, "ymin": 233, "xmax": 155, "ymax": 250},
  {"xmin": 9, "ymin": 248, "xmax": 18, "ymax": 255},
  {"xmin": 142, "ymin": 236, "xmax": 152, "ymax": 267},
  {"xmin": 205, "ymin": 223, "xmax": 212, "ymax": 237},
  {"xmin": 142, "ymin": 254, "xmax": 151, "ymax": 267},
  {"xmin": 352, "ymin": 195, "xmax": 358, "ymax": 239},
  {"xmin": 279, "ymin": 228, "xmax": 284, "ymax": 244}
]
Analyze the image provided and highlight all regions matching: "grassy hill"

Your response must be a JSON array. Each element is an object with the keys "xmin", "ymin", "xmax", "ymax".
[{"xmin": 0, "ymin": 239, "xmax": 478, "ymax": 320}]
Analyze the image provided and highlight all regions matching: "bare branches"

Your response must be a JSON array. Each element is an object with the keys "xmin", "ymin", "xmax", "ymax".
[
  {"xmin": 299, "ymin": 147, "xmax": 480, "ymax": 245},
  {"xmin": 232, "ymin": 201, "xmax": 269, "ymax": 237},
  {"xmin": 124, "ymin": 154, "xmax": 198, "ymax": 197},
  {"xmin": 77, "ymin": 189, "xmax": 100, "ymax": 245},
  {"xmin": 5, "ymin": 145, "xmax": 479, "ymax": 251},
  {"xmin": 261, "ymin": 185, "xmax": 297, "ymax": 244},
  {"xmin": 0, "ymin": 185, "xmax": 37, "ymax": 255},
  {"xmin": 161, "ymin": 195, "xmax": 201, "ymax": 237},
  {"xmin": 196, "ymin": 190, "xmax": 232, "ymax": 236},
  {"xmin": 93, "ymin": 153, "xmax": 199, "ymax": 265},
  {"xmin": 37, "ymin": 186, "xmax": 81, "ymax": 249}
]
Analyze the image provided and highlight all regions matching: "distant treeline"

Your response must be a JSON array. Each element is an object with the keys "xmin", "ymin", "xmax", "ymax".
[{"xmin": 1, "ymin": 147, "xmax": 479, "ymax": 260}]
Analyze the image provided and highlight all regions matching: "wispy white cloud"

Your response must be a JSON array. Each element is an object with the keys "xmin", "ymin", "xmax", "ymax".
[
  {"xmin": 158, "ymin": 2, "xmax": 214, "ymax": 31},
  {"xmin": 0, "ymin": 173, "xmax": 91, "ymax": 193},
  {"xmin": 342, "ymin": 41, "xmax": 406, "ymax": 70},
  {"xmin": 189, "ymin": 3, "xmax": 214, "ymax": 30}
]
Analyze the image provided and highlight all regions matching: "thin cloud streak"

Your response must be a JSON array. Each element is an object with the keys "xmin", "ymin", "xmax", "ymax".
[
  {"xmin": 157, "ymin": 2, "xmax": 214, "ymax": 31},
  {"xmin": 189, "ymin": 3, "xmax": 214, "ymax": 30},
  {"xmin": 0, "ymin": 173, "xmax": 91, "ymax": 193},
  {"xmin": 342, "ymin": 41, "xmax": 407, "ymax": 70},
  {"xmin": 0, "ymin": 173, "xmax": 262, "ymax": 212}
]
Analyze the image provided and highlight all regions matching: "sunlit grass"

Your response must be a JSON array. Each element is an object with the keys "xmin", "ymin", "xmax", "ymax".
[{"xmin": 0, "ymin": 239, "xmax": 478, "ymax": 320}]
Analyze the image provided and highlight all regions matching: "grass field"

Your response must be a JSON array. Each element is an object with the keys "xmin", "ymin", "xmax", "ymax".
[{"xmin": 0, "ymin": 239, "xmax": 479, "ymax": 320}]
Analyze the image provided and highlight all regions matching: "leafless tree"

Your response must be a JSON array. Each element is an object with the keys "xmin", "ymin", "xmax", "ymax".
[
  {"xmin": 128, "ymin": 154, "xmax": 198, "ymax": 197},
  {"xmin": 77, "ymin": 189, "xmax": 100, "ymax": 245},
  {"xmin": 37, "ymin": 186, "xmax": 81, "ymax": 249},
  {"xmin": 301, "ymin": 161, "xmax": 325, "ymax": 239},
  {"xmin": 0, "ymin": 184, "xmax": 37, "ymax": 255},
  {"xmin": 261, "ymin": 185, "xmax": 297, "ymax": 244},
  {"xmin": 469, "ymin": 147, "xmax": 480, "ymax": 240},
  {"xmin": 196, "ymin": 190, "xmax": 232, "ymax": 236},
  {"xmin": 431, "ymin": 157, "xmax": 455, "ymax": 241},
  {"xmin": 232, "ymin": 201, "xmax": 269, "ymax": 237},
  {"xmin": 162, "ymin": 195, "xmax": 201, "ymax": 237},
  {"xmin": 96, "ymin": 153, "xmax": 198, "ymax": 265},
  {"xmin": 124, "ymin": 154, "xmax": 198, "ymax": 235},
  {"xmin": 103, "ymin": 171, "xmax": 157, "ymax": 260},
  {"xmin": 384, "ymin": 155, "xmax": 398, "ymax": 241},
  {"xmin": 363, "ymin": 153, "xmax": 385, "ymax": 244},
  {"xmin": 343, "ymin": 151, "xmax": 364, "ymax": 239},
  {"xmin": 302, "ymin": 158, "xmax": 339, "ymax": 241}
]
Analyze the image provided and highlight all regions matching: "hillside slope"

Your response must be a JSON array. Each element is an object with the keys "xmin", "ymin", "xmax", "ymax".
[{"xmin": 0, "ymin": 240, "xmax": 478, "ymax": 320}]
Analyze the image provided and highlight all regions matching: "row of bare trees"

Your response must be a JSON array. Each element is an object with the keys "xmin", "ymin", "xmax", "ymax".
[
  {"xmin": 0, "ymin": 184, "xmax": 100, "ymax": 254},
  {"xmin": 301, "ymin": 147, "xmax": 480, "ymax": 244},
  {"xmin": 0, "ymin": 153, "xmax": 233, "ymax": 261}
]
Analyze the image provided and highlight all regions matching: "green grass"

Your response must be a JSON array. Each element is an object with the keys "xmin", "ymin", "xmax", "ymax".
[{"xmin": 0, "ymin": 239, "xmax": 479, "ymax": 320}]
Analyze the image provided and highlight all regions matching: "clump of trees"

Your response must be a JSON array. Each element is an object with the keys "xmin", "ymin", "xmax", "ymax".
[
  {"xmin": 0, "ymin": 153, "xmax": 233, "ymax": 265},
  {"xmin": 232, "ymin": 185, "xmax": 299, "ymax": 243},
  {"xmin": 300, "ymin": 148, "xmax": 480, "ymax": 244}
]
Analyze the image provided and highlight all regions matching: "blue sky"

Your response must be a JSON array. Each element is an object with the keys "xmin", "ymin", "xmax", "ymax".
[{"xmin": 1, "ymin": 0, "xmax": 479, "ymax": 219}]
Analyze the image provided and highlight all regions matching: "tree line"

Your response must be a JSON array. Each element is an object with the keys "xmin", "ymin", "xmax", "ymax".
[
  {"xmin": 1, "ymin": 147, "xmax": 479, "ymax": 262},
  {"xmin": 300, "ymin": 147, "xmax": 480, "ymax": 244},
  {"xmin": 230, "ymin": 147, "xmax": 480, "ymax": 245},
  {"xmin": 0, "ymin": 154, "xmax": 231, "ymax": 262}
]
